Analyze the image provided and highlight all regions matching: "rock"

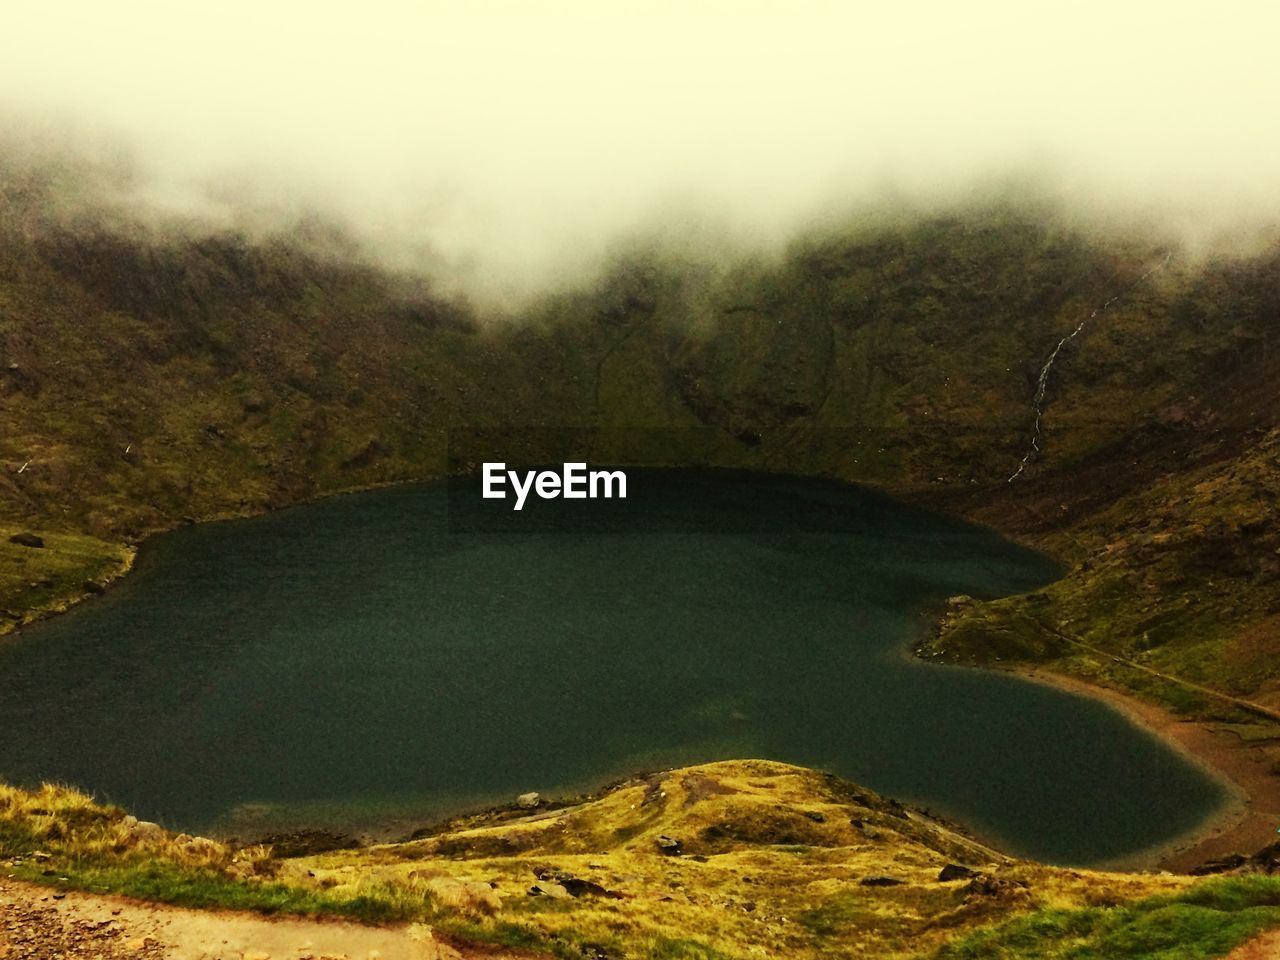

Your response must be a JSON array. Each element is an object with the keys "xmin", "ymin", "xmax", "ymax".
[
  {"xmin": 516, "ymin": 791, "xmax": 542, "ymax": 809},
  {"xmin": 531, "ymin": 866, "xmax": 618, "ymax": 898},
  {"xmin": 656, "ymin": 835, "xmax": 683, "ymax": 856},
  {"xmin": 804, "ymin": 811, "xmax": 826, "ymax": 823},
  {"xmin": 532, "ymin": 865, "xmax": 572, "ymax": 883},
  {"xmin": 119, "ymin": 816, "xmax": 165, "ymax": 844},
  {"xmin": 938, "ymin": 863, "xmax": 978, "ymax": 882},
  {"xmin": 1194, "ymin": 842, "xmax": 1280, "ymax": 876},
  {"xmin": 558, "ymin": 878, "xmax": 610, "ymax": 898},
  {"xmin": 850, "ymin": 817, "xmax": 881, "ymax": 840},
  {"xmin": 420, "ymin": 875, "xmax": 502, "ymax": 914},
  {"xmin": 528, "ymin": 882, "xmax": 571, "ymax": 899},
  {"xmin": 859, "ymin": 875, "xmax": 904, "ymax": 887},
  {"xmin": 1249, "ymin": 841, "xmax": 1280, "ymax": 874},
  {"xmin": 8, "ymin": 533, "xmax": 43, "ymax": 548},
  {"xmin": 1191, "ymin": 853, "xmax": 1247, "ymax": 875}
]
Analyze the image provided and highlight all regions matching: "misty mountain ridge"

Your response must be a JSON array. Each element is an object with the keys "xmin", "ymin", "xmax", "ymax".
[{"xmin": 3, "ymin": 145, "xmax": 1280, "ymax": 958}]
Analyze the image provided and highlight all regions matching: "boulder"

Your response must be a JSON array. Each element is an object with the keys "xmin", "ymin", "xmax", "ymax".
[
  {"xmin": 516, "ymin": 791, "xmax": 542, "ymax": 809},
  {"xmin": 656, "ymin": 835, "xmax": 683, "ymax": 856},
  {"xmin": 938, "ymin": 863, "xmax": 978, "ymax": 882},
  {"xmin": 420, "ymin": 875, "xmax": 502, "ymax": 914},
  {"xmin": 531, "ymin": 866, "xmax": 617, "ymax": 898},
  {"xmin": 119, "ymin": 815, "xmax": 165, "ymax": 844},
  {"xmin": 528, "ymin": 882, "xmax": 572, "ymax": 900}
]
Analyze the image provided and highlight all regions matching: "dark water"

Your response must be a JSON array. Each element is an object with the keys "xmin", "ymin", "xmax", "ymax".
[{"xmin": 0, "ymin": 470, "xmax": 1226, "ymax": 865}]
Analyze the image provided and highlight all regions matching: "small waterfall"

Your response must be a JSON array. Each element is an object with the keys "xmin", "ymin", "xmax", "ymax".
[{"xmin": 1008, "ymin": 253, "xmax": 1171, "ymax": 482}]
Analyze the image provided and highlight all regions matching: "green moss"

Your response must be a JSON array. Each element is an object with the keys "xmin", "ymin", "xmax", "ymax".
[{"xmin": 934, "ymin": 876, "xmax": 1280, "ymax": 960}]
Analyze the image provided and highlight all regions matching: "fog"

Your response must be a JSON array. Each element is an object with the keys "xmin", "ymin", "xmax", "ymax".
[{"xmin": 3, "ymin": 1, "xmax": 1279, "ymax": 302}]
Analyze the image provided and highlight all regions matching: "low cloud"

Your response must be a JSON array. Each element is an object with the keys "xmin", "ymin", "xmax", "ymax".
[{"xmin": 4, "ymin": 1, "xmax": 1279, "ymax": 302}]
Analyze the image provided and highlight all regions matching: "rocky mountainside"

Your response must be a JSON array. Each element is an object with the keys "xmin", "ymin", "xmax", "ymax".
[
  {"xmin": 4, "ymin": 152, "xmax": 1280, "ymax": 957},
  {"xmin": 4, "ymin": 157, "xmax": 1279, "ymax": 727}
]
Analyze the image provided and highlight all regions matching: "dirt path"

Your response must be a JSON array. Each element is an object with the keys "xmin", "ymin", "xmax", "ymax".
[
  {"xmin": 1034, "ymin": 621, "xmax": 1280, "ymax": 725},
  {"xmin": 0, "ymin": 878, "xmax": 532, "ymax": 960},
  {"xmin": 1227, "ymin": 929, "xmax": 1280, "ymax": 959}
]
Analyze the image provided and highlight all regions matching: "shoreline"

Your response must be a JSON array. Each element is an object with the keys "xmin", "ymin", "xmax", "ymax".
[
  {"xmin": 0, "ymin": 548, "xmax": 137, "ymax": 643},
  {"xmin": 1008, "ymin": 665, "xmax": 1280, "ymax": 872},
  {"xmin": 0, "ymin": 475, "xmax": 433, "ymax": 645},
  {"xmin": 6, "ymin": 473, "xmax": 1278, "ymax": 876}
]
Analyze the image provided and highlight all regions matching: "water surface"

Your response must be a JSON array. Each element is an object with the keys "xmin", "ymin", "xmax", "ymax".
[{"xmin": 0, "ymin": 470, "xmax": 1226, "ymax": 864}]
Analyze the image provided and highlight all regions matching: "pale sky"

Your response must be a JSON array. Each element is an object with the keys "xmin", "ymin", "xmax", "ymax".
[{"xmin": 3, "ymin": 1, "xmax": 1278, "ymax": 296}]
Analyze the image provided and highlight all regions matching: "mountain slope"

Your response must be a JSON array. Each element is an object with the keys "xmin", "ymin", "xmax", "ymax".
[
  {"xmin": 9, "ymin": 761, "xmax": 1279, "ymax": 960},
  {"xmin": 5, "ymin": 180, "xmax": 1279, "ymax": 735}
]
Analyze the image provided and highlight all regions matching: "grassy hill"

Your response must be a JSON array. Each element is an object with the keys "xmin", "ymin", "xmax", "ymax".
[{"xmin": 5, "ymin": 761, "xmax": 1279, "ymax": 959}]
